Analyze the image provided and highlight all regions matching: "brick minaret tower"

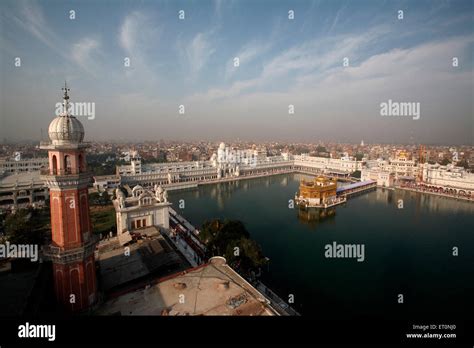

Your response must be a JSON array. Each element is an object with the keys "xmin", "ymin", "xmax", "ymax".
[{"xmin": 41, "ymin": 83, "xmax": 97, "ymax": 312}]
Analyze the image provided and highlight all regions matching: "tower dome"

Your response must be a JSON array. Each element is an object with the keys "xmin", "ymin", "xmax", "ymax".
[
  {"xmin": 48, "ymin": 115, "xmax": 84, "ymax": 145},
  {"xmin": 48, "ymin": 83, "xmax": 84, "ymax": 145}
]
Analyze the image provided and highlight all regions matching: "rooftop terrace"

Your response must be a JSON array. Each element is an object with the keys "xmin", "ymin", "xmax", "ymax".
[{"xmin": 98, "ymin": 256, "xmax": 278, "ymax": 316}]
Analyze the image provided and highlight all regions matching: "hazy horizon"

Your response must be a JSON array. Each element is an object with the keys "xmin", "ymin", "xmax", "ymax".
[{"xmin": 1, "ymin": 0, "xmax": 473, "ymax": 145}]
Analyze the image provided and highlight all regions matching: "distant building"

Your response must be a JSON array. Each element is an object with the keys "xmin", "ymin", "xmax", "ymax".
[
  {"xmin": 0, "ymin": 171, "xmax": 48, "ymax": 208},
  {"xmin": 361, "ymin": 167, "xmax": 395, "ymax": 187},
  {"xmin": 116, "ymin": 151, "xmax": 141, "ymax": 175},
  {"xmin": 113, "ymin": 142, "xmax": 469, "ymax": 197},
  {"xmin": 116, "ymin": 142, "xmax": 291, "ymax": 188},
  {"xmin": 92, "ymin": 174, "xmax": 120, "ymax": 190},
  {"xmin": 294, "ymin": 154, "xmax": 363, "ymax": 175},
  {"xmin": 178, "ymin": 150, "xmax": 193, "ymax": 162},
  {"xmin": 388, "ymin": 151, "xmax": 416, "ymax": 179},
  {"xmin": 421, "ymin": 163, "xmax": 474, "ymax": 191},
  {"xmin": 0, "ymin": 157, "xmax": 48, "ymax": 173},
  {"xmin": 0, "ymin": 156, "xmax": 50, "ymax": 208}
]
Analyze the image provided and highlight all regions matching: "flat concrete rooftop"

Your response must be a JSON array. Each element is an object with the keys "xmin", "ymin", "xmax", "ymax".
[
  {"xmin": 98, "ymin": 256, "xmax": 278, "ymax": 316},
  {"xmin": 97, "ymin": 227, "xmax": 187, "ymax": 292},
  {"xmin": 0, "ymin": 171, "xmax": 43, "ymax": 186}
]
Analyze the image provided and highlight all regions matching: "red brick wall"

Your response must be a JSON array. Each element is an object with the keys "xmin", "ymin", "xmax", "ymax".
[
  {"xmin": 53, "ymin": 255, "xmax": 97, "ymax": 312},
  {"xmin": 49, "ymin": 187, "xmax": 91, "ymax": 249}
]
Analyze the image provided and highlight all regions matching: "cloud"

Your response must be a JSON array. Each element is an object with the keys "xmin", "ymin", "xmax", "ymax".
[
  {"xmin": 9, "ymin": 0, "xmax": 103, "ymax": 76},
  {"xmin": 225, "ymin": 40, "xmax": 272, "ymax": 79},
  {"xmin": 327, "ymin": 3, "xmax": 347, "ymax": 33},
  {"xmin": 183, "ymin": 32, "xmax": 473, "ymax": 143},
  {"xmin": 189, "ymin": 26, "xmax": 390, "ymax": 103},
  {"xmin": 188, "ymin": 78, "xmax": 260, "ymax": 103},
  {"xmin": 185, "ymin": 31, "xmax": 216, "ymax": 77},
  {"xmin": 11, "ymin": 0, "xmax": 64, "ymax": 57},
  {"xmin": 118, "ymin": 11, "xmax": 161, "ymax": 88},
  {"xmin": 2, "ymin": 0, "xmax": 471, "ymax": 143},
  {"xmin": 71, "ymin": 38, "xmax": 100, "ymax": 75},
  {"xmin": 298, "ymin": 35, "xmax": 474, "ymax": 90},
  {"xmin": 120, "ymin": 11, "xmax": 143, "ymax": 54}
]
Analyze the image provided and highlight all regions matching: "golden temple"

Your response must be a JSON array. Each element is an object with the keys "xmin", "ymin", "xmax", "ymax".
[{"xmin": 295, "ymin": 176, "xmax": 345, "ymax": 208}]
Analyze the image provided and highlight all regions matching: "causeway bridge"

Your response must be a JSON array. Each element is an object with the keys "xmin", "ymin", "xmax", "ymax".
[{"xmin": 336, "ymin": 180, "xmax": 377, "ymax": 197}]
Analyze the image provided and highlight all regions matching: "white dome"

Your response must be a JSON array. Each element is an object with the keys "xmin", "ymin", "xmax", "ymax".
[
  {"xmin": 48, "ymin": 115, "xmax": 84, "ymax": 145},
  {"xmin": 219, "ymin": 142, "xmax": 226, "ymax": 150}
]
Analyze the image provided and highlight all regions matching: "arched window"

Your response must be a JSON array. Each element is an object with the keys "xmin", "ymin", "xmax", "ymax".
[
  {"xmin": 78, "ymin": 154, "xmax": 84, "ymax": 173},
  {"xmin": 64, "ymin": 155, "xmax": 72, "ymax": 174},
  {"xmin": 52, "ymin": 155, "xmax": 58, "ymax": 175}
]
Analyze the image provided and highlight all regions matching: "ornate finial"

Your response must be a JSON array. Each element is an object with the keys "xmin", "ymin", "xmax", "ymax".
[
  {"xmin": 62, "ymin": 81, "xmax": 70, "ymax": 100},
  {"xmin": 61, "ymin": 81, "xmax": 71, "ymax": 116}
]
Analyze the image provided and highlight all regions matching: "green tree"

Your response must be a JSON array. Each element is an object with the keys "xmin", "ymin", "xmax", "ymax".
[
  {"xmin": 200, "ymin": 219, "xmax": 267, "ymax": 276},
  {"xmin": 351, "ymin": 170, "xmax": 361, "ymax": 179},
  {"xmin": 225, "ymin": 237, "xmax": 266, "ymax": 272},
  {"xmin": 316, "ymin": 145, "xmax": 327, "ymax": 153},
  {"xmin": 456, "ymin": 159, "xmax": 470, "ymax": 170},
  {"xmin": 440, "ymin": 158, "xmax": 451, "ymax": 166},
  {"xmin": 5, "ymin": 208, "xmax": 47, "ymax": 245}
]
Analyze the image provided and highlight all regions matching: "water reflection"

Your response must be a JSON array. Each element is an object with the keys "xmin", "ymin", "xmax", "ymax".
[
  {"xmin": 398, "ymin": 189, "xmax": 474, "ymax": 214},
  {"xmin": 297, "ymin": 206, "xmax": 336, "ymax": 227},
  {"xmin": 201, "ymin": 174, "xmax": 292, "ymax": 208},
  {"xmin": 167, "ymin": 173, "xmax": 474, "ymax": 318},
  {"xmin": 173, "ymin": 173, "xmax": 474, "ymax": 217},
  {"xmin": 374, "ymin": 187, "xmax": 393, "ymax": 204},
  {"xmin": 357, "ymin": 186, "xmax": 474, "ymax": 215}
]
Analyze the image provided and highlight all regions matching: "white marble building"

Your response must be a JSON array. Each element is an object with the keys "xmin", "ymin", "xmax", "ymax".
[
  {"xmin": 0, "ymin": 157, "xmax": 49, "ymax": 174},
  {"xmin": 112, "ymin": 142, "xmax": 474, "ymax": 194},
  {"xmin": 115, "ymin": 143, "xmax": 363, "ymax": 189},
  {"xmin": 294, "ymin": 154, "xmax": 363, "ymax": 174},
  {"xmin": 113, "ymin": 184, "xmax": 171, "ymax": 235},
  {"xmin": 361, "ymin": 167, "xmax": 395, "ymax": 187},
  {"xmin": 388, "ymin": 152, "xmax": 417, "ymax": 179},
  {"xmin": 116, "ymin": 142, "xmax": 292, "ymax": 188},
  {"xmin": 421, "ymin": 163, "xmax": 474, "ymax": 191}
]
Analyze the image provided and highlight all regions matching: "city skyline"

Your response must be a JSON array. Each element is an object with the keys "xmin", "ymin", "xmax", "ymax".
[{"xmin": 1, "ymin": 0, "xmax": 473, "ymax": 144}]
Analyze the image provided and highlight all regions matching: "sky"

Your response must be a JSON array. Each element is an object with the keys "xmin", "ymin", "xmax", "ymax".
[{"xmin": 0, "ymin": 0, "xmax": 473, "ymax": 145}]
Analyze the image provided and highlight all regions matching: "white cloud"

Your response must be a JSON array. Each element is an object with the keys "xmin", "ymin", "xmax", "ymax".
[
  {"xmin": 225, "ymin": 40, "xmax": 272, "ymax": 79},
  {"xmin": 189, "ymin": 26, "xmax": 390, "ymax": 103},
  {"xmin": 11, "ymin": 0, "xmax": 64, "ymax": 57},
  {"xmin": 10, "ymin": 1, "xmax": 103, "ymax": 75},
  {"xmin": 295, "ymin": 35, "xmax": 474, "ymax": 91},
  {"xmin": 185, "ymin": 31, "xmax": 216, "ymax": 77},
  {"xmin": 118, "ymin": 11, "xmax": 161, "ymax": 88},
  {"xmin": 71, "ymin": 38, "xmax": 100, "ymax": 75},
  {"xmin": 120, "ymin": 12, "xmax": 143, "ymax": 53},
  {"xmin": 183, "ymin": 33, "xmax": 473, "ymax": 143},
  {"xmin": 327, "ymin": 4, "xmax": 346, "ymax": 33}
]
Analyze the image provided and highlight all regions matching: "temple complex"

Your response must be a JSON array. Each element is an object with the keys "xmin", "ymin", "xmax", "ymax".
[{"xmin": 295, "ymin": 176, "xmax": 345, "ymax": 208}]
